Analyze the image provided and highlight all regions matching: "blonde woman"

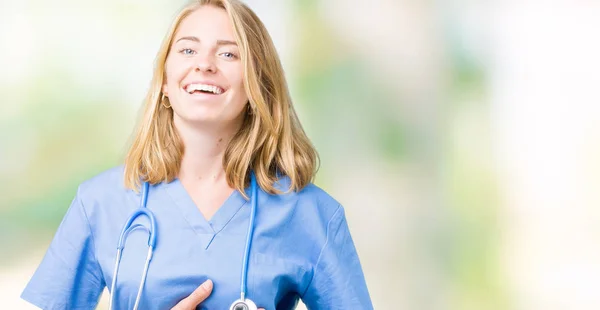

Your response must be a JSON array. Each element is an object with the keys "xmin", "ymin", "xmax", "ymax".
[{"xmin": 21, "ymin": 1, "xmax": 373, "ymax": 309}]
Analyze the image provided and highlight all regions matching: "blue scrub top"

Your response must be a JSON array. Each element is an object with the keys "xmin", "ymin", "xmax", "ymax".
[{"xmin": 21, "ymin": 166, "xmax": 373, "ymax": 309}]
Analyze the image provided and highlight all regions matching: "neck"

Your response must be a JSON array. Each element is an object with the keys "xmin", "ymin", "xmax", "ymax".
[{"xmin": 174, "ymin": 117, "xmax": 241, "ymax": 185}]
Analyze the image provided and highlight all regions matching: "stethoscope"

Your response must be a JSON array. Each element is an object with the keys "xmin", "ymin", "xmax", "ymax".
[{"xmin": 109, "ymin": 172, "xmax": 259, "ymax": 310}]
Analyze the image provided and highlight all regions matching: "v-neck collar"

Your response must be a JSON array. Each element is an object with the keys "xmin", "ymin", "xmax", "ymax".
[{"xmin": 162, "ymin": 178, "xmax": 248, "ymax": 249}]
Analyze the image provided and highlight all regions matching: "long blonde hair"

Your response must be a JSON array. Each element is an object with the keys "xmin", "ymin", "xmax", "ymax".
[{"xmin": 124, "ymin": 0, "xmax": 318, "ymax": 197}]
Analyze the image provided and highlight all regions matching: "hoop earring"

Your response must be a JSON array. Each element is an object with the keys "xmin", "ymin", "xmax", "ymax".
[{"xmin": 161, "ymin": 94, "xmax": 171, "ymax": 109}]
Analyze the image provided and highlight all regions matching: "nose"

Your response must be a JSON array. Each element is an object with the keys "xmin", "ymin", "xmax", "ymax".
[{"xmin": 195, "ymin": 53, "xmax": 217, "ymax": 73}]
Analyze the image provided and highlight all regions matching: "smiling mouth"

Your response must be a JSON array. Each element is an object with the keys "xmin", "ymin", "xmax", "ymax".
[{"xmin": 184, "ymin": 83, "xmax": 225, "ymax": 95}]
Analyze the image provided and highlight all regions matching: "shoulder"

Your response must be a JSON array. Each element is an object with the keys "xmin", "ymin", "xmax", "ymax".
[
  {"xmin": 77, "ymin": 165, "xmax": 127, "ymax": 196},
  {"xmin": 268, "ymin": 175, "xmax": 344, "ymax": 224},
  {"xmin": 74, "ymin": 165, "xmax": 134, "ymax": 212}
]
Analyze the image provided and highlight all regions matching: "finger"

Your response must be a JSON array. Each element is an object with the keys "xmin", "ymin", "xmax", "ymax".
[
  {"xmin": 171, "ymin": 279, "xmax": 213, "ymax": 310},
  {"xmin": 258, "ymin": 308, "xmax": 265, "ymax": 310}
]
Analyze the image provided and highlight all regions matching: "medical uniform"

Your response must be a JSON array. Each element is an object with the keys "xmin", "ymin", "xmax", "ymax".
[{"xmin": 21, "ymin": 166, "xmax": 373, "ymax": 309}]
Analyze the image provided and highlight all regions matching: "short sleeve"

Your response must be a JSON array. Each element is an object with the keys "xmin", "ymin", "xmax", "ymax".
[
  {"xmin": 301, "ymin": 206, "xmax": 374, "ymax": 310},
  {"xmin": 21, "ymin": 187, "xmax": 105, "ymax": 310}
]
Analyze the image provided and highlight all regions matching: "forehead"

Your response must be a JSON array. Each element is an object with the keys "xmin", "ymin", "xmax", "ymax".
[{"xmin": 174, "ymin": 5, "xmax": 236, "ymax": 42}]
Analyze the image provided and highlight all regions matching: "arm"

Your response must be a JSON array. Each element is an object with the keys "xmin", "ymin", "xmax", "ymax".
[
  {"xmin": 21, "ymin": 187, "xmax": 105, "ymax": 310},
  {"xmin": 301, "ymin": 206, "xmax": 374, "ymax": 310}
]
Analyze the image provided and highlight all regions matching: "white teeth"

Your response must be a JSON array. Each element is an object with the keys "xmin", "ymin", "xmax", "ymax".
[{"xmin": 185, "ymin": 83, "xmax": 223, "ymax": 94}]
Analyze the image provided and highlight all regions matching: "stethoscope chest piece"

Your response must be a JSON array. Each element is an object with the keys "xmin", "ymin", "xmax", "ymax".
[{"xmin": 229, "ymin": 298, "xmax": 258, "ymax": 310}]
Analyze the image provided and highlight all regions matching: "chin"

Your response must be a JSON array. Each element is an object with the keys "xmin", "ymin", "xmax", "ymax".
[
  {"xmin": 177, "ymin": 111, "xmax": 240, "ymax": 129},
  {"xmin": 172, "ymin": 101, "xmax": 244, "ymax": 127},
  {"xmin": 181, "ymin": 114, "xmax": 222, "ymax": 125}
]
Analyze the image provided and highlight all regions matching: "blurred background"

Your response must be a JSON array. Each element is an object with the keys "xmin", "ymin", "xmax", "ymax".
[{"xmin": 1, "ymin": 0, "xmax": 600, "ymax": 309}]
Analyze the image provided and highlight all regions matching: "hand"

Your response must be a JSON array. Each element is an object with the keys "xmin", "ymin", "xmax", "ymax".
[
  {"xmin": 170, "ymin": 279, "xmax": 266, "ymax": 310},
  {"xmin": 171, "ymin": 279, "xmax": 214, "ymax": 310}
]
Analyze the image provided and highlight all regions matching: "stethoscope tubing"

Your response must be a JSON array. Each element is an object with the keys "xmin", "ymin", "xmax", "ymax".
[{"xmin": 110, "ymin": 173, "xmax": 257, "ymax": 310}]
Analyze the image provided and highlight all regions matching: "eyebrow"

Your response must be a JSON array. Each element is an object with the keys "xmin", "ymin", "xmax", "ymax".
[{"xmin": 174, "ymin": 36, "xmax": 237, "ymax": 46}]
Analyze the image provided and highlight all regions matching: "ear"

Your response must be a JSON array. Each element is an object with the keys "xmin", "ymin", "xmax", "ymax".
[{"xmin": 162, "ymin": 83, "xmax": 169, "ymax": 96}]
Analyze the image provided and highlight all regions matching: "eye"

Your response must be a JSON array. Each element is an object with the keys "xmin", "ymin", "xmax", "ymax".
[
  {"xmin": 219, "ymin": 52, "xmax": 238, "ymax": 60},
  {"xmin": 179, "ymin": 48, "xmax": 196, "ymax": 55}
]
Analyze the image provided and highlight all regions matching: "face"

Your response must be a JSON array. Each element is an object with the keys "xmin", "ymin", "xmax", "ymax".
[{"xmin": 162, "ymin": 5, "xmax": 248, "ymax": 129}]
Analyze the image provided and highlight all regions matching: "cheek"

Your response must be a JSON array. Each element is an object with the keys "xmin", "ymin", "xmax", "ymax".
[
  {"xmin": 164, "ymin": 57, "xmax": 188, "ymax": 85},
  {"xmin": 227, "ymin": 68, "xmax": 247, "ymax": 97},
  {"xmin": 231, "ymin": 81, "xmax": 248, "ymax": 105}
]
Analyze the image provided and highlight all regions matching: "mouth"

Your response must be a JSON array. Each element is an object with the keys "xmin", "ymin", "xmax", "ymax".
[{"xmin": 183, "ymin": 83, "xmax": 226, "ymax": 96}]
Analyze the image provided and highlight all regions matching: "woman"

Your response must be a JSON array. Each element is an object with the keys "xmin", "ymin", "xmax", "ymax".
[{"xmin": 21, "ymin": 0, "xmax": 373, "ymax": 309}]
